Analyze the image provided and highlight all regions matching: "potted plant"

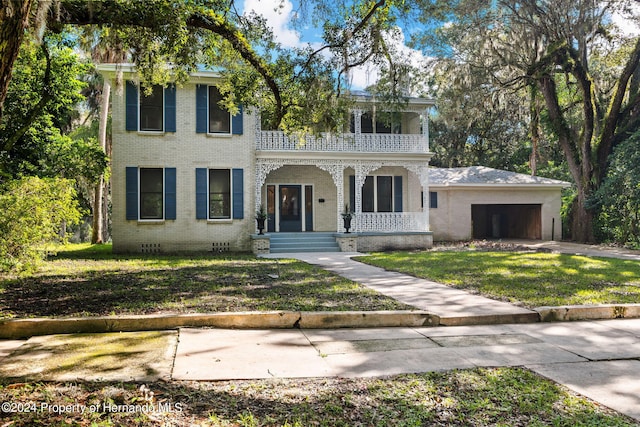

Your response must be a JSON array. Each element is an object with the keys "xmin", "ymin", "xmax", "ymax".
[
  {"xmin": 341, "ymin": 204, "xmax": 354, "ymax": 233},
  {"xmin": 255, "ymin": 204, "xmax": 268, "ymax": 235}
]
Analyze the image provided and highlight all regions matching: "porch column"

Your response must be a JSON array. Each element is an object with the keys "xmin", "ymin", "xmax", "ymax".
[
  {"xmin": 407, "ymin": 163, "xmax": 430, "ymax": 232},
  {"xmin": 421, "ymin": 108, "xmax": 430, "ymax": 152},
  {"xmin": 354, "ymin": 161, "xmax": 383, "ymax": 232}
]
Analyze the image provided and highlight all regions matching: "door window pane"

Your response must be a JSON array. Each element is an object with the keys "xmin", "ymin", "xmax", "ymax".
[
  {"xmin": 139, "ymin": 85, "xmax": 163, "ymax": 131},
  {"xmin": 140, "ymin": 168, "xmax": 163, "ymax": 219},
  {"xmin": 209, "ymin": 169, "xmax": 231, "ymax": 218},
  {"xmin": 208, "ymin": 86, "xmax": 231, "ymax": 134}
]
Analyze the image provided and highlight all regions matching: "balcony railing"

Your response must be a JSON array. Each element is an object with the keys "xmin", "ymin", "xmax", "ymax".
[
  {"xmin": 354, "ymin": 212, "xmax": 428, "ymax": 233},
  {"xmin": 258, "ymin": 131, "xmax": 429, "ymax": 153}
]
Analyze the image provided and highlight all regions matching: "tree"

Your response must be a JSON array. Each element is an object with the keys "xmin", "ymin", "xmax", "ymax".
[
  {"xmin": 590, "ymin": 131, "xmax": 640, "ymax": 247},
  {"xmin": 413, "ymin": 0, "xmax": 640, "ymax": 242},
  {"xmin": 0, "ymin": 32, "xmax": 106, "ymax": 183},
  {"xmin": 0, "ymin": 0, "xmax": 412, "ymax": 133}
]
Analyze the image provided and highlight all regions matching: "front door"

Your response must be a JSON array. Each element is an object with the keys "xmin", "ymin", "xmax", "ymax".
[{"xmin": 279, "ymin": 185, "xmax": 302, "ymax": 232}]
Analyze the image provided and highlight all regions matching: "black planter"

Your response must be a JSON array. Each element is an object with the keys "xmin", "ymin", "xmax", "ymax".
[
  {"xmin": 256, "ymin": 218, "xmax": 266, "ymax": 235},
  {"xmin": 342, "ymin": 216, "xmax": 352, "ymax": 233}
]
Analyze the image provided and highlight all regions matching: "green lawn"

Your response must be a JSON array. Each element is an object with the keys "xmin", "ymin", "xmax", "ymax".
[
  {"xmin": 0, "ymin": 244, "xmax": 411, "ymax": 319},
  {"xmin": 358, "ymin": 250, "xmax": 640, "ymax": 308},
  {"xmin": 0, "ymin": 368, "xmax": 635, "ymax": 426}
]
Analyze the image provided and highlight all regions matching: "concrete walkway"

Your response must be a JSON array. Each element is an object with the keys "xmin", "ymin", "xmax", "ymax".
[
  {"xmin": 511, "ymin": 239, "xmax": 640, "ymax": 261},
  {"xmin": 263, "ymin": 252, "xmax": 538, "ymax": 325}
]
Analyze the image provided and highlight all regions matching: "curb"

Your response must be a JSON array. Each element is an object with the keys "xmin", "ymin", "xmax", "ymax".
[
  {"xmin": 535, "ymin": 304, "xmax": 640, "ymax": 322},
  {"xmin": 0, "ymin": 311, "xmax": 439, "ymax": 339},
  {"xmin": 2, "ymin": 305, "xmax": 639, "ymax": 339}
]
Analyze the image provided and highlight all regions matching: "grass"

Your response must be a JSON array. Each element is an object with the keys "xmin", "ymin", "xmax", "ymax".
[
  {"xmin": 0, "ymin": 368, "xmax": 636, "ymax": 426},
  {"xmin": 358, "ymin": 250, "xmax": 640, "ymax": 308},
  {"xmin": 0, "ymin": 243, "xmax": 412, "ymax": 319}
]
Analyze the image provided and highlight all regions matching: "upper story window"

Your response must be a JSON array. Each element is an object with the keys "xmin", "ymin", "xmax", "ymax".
[
  {"xmin": 196, "ymin": 85, "xmax": 244, "ymax": 135},
  {"xmin": 125, "ymin": 81, "xmax": 176, "ymax": 133},
  {"xmin": 139, "ymin": 85, "xmax": 164, "ymax": 132},
  {"xmin": 208, "ymin": 86, "xmax": 231, "ymax": 134}
]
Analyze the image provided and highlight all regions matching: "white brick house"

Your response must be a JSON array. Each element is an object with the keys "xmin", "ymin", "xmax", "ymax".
[
  {"xmin": 99, "ymin": 66, "xmax": 567, "ymax": 253},
  {"xmin": 100, "ymin": 66, "xmax": 435, "ymax": 253}
]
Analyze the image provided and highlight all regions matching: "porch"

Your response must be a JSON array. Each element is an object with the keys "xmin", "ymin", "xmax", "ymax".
[{"xmin": 252, "ymin": 160, "xmax": 434, "ymax": 254}]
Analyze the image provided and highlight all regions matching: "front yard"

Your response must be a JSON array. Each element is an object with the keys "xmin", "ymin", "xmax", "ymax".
[{"xmin": 0, "ymin": 244, "xmax": 411, "ymax": 319}]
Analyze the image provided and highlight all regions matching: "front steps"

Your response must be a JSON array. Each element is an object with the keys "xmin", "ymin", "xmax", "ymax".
[{"xmin": 269, "ymin": 232, "xmax": 341, "ymax": 253}]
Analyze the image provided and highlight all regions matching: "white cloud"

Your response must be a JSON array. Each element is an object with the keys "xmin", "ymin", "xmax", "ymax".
[
  {"xmin": 243, "ymin": 0, "xmax": 302, "ymax": 48},
  {"xmin": 612, "ymin": 3, "xmax": 640, "ymax": 36}
]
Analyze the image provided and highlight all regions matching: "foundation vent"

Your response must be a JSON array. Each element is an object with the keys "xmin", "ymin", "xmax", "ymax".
[
  {"xmin": 140, "ymin": 243, "xmax": 161, "ymax": 253},
  {"xmin": 212, "ymin": 242, "xmax": 231, "ymax": 253}
]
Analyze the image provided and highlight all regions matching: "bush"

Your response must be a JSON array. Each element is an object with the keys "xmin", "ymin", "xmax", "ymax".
[{"xmin": 0, "ymin": 176, "xmax": 82, "ymax": 272}]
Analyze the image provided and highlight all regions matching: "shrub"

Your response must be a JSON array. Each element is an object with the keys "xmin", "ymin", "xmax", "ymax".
[{"xmin": 0, "ymin": 176, "xmax": 82, "ymax": 272}]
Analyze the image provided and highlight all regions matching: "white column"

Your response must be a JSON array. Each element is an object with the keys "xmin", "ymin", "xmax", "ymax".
[{"xmin": 422, "ymin": 108, "xmax": 430, "ymax": 152}]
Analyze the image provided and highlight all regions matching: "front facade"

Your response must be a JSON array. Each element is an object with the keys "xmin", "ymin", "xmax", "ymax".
[{"xmin": 101, "ymin": 66, "xmax": 435, "ymax": 253}]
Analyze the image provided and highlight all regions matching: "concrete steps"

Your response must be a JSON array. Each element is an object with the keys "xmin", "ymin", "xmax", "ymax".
[{"xmin": 269, "ymin": 232, "xmax": 340, "ymax": 253}]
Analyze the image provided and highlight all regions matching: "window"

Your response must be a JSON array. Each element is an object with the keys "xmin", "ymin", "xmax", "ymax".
[
  {"xmin": 139, "ymin": 168, "xmax": 164, "ymax": 219},
  {"xmin": 196, "ymin": 168, "xmax": 244, "ymax": 220},
  {"xmin": 125, "ymin": 81, "xmax": 176, "ymax": 133},
  {"xmin": 196, "ymin": 85, "xmax": 243, "ymax": 135},
  {"xmin": 209, "ymin": 169, "xmax": 231, "ymax": 219},
  {"xmin": 430, "ymin": 192, "xmax": 438, "ymax": 209},
  {"xmin": 377, "ymin": 176, "xmax": 393, "ymax": 212},
  {"xmin": 208, "ymin": 86, "xmax": 231, "ymax": 134},
  {"xmin": 139, "ymin": 85, "xmax": 164, "ymax": 132},
  {"xmin": 358, "ymin": 175, "xmax": 402, "ymax": 213},
  {"xmin": 126, "ymin": 167, "xmax": 176, "ymax": 221}
]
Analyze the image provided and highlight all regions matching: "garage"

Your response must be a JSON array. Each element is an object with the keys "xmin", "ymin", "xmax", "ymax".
[{"xmin": 472, "ymin": 204, "xmax": 542, "ymax": 239}]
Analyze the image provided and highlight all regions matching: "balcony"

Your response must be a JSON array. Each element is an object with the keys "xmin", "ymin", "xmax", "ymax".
[{"xmin": 257, "ymin": 131, "xmax": 429, "ymax": 154}]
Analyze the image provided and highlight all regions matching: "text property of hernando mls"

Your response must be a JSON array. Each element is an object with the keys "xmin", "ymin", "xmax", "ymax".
[{"xmin": 1, "ymin": 401, "xmax": 185, "ymax": 414}]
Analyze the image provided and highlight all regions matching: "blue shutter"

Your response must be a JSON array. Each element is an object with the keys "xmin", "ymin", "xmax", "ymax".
[
  {"xmin": 349, "ymin": 175, "xmax": 355, "ymax": 212},
  {"xmin": 195, "ymin": 168, "xmax": 208, "ymax": 219},
  {"xmin": 196, "ymin": 84, "xmax": 208, "ymax": 133},
  {"xmin": 394, "ymin": 176, "xmax": 403, "ymax": 212},
  {"xmin": 232, "ymin": 168, "xmax": 244, "ymax": 219},
  {"xmin": 164, "ymin": 84, "xmax": 176, "ymax": 133},
  {"xmin": 126, "ymin": 167, "xmax": 138, "ymax": 220},
  {"xmin": 125, "ymin": 81, "xmax": 138, "ymax": 131},
  {"xmin": 165, "ymin": 168, "xmax": 176, "ymax": 220},
  {"xmin": 232, "ymin": 104, "xmax": 243, "ymax": 135}
]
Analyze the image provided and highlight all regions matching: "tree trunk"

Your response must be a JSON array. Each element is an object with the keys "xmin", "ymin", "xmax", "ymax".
[
  {"xmin": 91, "ymin": 79, "xmax": 110, "ymax": 244},
  {"xmin": 0, "ymin": 0, "xmax": 34, "ymax": 124}
]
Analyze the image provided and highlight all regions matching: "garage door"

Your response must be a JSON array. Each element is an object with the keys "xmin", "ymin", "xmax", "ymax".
[{"xmin": 472, "ymin": 204, "xmax": 542, "ymax": 239}]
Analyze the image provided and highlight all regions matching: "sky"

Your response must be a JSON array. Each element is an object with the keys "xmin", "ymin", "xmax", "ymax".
[
  {"xmin": 240, "ymin": 0, "xmax": 640, "ymax": 90},
  {"xmin": 240, "ymin": 0, "xmax": 428, "ymax": 90}
]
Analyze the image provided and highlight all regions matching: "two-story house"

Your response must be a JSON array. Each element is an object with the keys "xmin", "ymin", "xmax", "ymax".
[{"xmin": 99, "ymin": 65, "xmax": 435, "ymax": 254}]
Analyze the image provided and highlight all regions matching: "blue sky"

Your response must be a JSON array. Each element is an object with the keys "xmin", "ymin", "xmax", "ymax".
[{"xmin": 239, "ymin": 0, "xmax": 429, "ymax": 90}]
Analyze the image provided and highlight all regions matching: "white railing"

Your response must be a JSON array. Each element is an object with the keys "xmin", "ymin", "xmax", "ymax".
[
  {"xmin": 354, "ymin": 212, "xmax": 428, "ymax": 233},
  {"xmin": 257, "ymin": 131, "xmax": 429, "ymax": 153}
]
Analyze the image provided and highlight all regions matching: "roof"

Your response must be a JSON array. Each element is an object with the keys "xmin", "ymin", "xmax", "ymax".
[{"xmin": 429, "ymin": 166, "xmax": 571, "ymax": 188}]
